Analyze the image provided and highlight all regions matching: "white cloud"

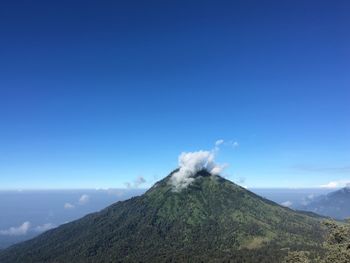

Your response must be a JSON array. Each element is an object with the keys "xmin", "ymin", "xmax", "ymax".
[
  {"xmin": 320, "ymin": 180, "xmax": 350, "ymax": 189},
  {"xmin": 34, "ymin": 223, "xmax": 55, "ymax": 233},
  {"xmin": 215, "ymin": 139, "xmax": 224, "ymax": 146},
  {"xmin": 210, "ymin": 163, "xmax": 228, "ymax": 175},
  {"xmin": 281, "ymin": 201, "xmax": 293, "ymax": 207},
  {"xmin": 215, "ymin": 139, "xmax": 239, "ymax": 150},
  {"xmin": 0, "ymin": 221, "xmax": 31, "ymax": 236},
  {"xmin": 170, "ymin": 150, "xmax": 227, "ymax": 191},
  {"xmin": 78, "ymin": 194, "xmax": 90, "ymax": 205},
  {"xmin": 320, "ymin": 181, "xmax": 338, "ymax": 188},
  {"xmin": 64, "ymin": 202, "xmax": 75, "ymax": 209}
]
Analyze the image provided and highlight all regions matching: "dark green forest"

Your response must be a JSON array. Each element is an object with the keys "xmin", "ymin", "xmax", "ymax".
[{"xmin": 1, "ymin": 170, "xmax": 347, "ymax": 263}]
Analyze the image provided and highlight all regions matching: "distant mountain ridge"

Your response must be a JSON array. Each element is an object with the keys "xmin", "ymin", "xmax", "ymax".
[
  {"xmin": 302, "ymin": 187, "xmax": 350, "ymax": 219},
  {"xmin": 0, "ymin": 169, "xmax": 326, "ymax": 263}
]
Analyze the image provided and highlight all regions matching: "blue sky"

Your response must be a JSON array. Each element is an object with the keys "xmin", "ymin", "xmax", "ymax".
[{"xmin": 0, "ymin": 0, "xmax": 349, "ymax": 189}]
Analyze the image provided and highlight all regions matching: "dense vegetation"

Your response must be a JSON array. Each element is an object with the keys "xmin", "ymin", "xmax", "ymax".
[
  {"xmin": 283, "ymin": 220, "xmax": 350, "ymax": 263},
  {"xmin": 0, "ymin": 170, "xmax": 326, "ymax": 262}
]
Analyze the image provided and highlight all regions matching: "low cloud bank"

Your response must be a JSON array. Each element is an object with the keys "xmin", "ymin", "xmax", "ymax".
[
  {"xmin": 0, "ymin": 222, "xmax": 56, "ymax": 236},
  {"xmin": 320, "ymin": 180, "xmax": 350, "ymax": 189},
  {"xmin": 0, "ymin": 222, "xmax": 31, "ymax": 236}
]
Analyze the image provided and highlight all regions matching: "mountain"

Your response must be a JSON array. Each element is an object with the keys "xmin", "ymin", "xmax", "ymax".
[
  {"xmin": 0, "ymin": 170, "xmax": 326, "ymax": 263},
  {"xmin": 302, "ymin": 187, "xmax": 350, "ymax": 220}
]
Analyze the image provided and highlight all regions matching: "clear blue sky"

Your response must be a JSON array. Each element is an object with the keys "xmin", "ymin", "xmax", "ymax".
[{"xmin": 0, "ymin": 0, "xmax": 349, "ymax": 189}]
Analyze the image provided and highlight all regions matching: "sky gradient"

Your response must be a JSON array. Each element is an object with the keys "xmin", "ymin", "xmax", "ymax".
[{"xmin": 0, "ymin": 0, "xmax": 349, "ymax": 189}]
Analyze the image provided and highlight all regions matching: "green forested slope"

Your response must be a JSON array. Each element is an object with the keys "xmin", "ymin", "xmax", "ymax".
[{"xmin": 0, "ymin": 170, "xmax": 326, "ymax": 263}]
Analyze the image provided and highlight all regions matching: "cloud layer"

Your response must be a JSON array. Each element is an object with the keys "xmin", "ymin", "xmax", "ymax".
[
  {"xmin": 0, "ymin": 221, "xmax": 31, "ymax": 236},
  {"xmin": 320, "ymin": 180, "xmax": 350, "ymax": 189},
  {"xmin": 170, "ymin": 150, "xmax": 226, "ymax": 191},
  {"xmin": 0, "ymin": 221, "xmax": 56, "ymax": 236}
]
